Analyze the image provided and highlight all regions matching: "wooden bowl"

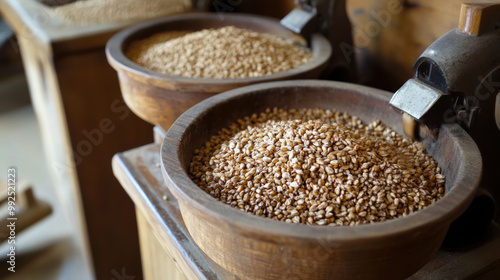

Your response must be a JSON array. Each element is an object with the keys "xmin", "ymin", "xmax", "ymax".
[
  {"xmin": 160, "ymin": 80, "xmax": 482, "ymax": 280},
  {"xmin": 106, "ymin": 13, "xmax": 331, "ymax": 130}
]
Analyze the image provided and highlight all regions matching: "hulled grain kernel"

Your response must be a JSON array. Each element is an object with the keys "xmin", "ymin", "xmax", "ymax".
[
  {"xmin": 127, "ymin": 26, "xmax": 312, "ymax": 79},
  {"xmin": 189, "ymin": 108, "xmax": 445, "ymax": 226}
]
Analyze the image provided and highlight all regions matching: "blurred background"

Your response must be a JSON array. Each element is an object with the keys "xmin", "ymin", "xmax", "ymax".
[{"xmin": 0, "ymin": 11, "xmax": 92, "ymax": 279}]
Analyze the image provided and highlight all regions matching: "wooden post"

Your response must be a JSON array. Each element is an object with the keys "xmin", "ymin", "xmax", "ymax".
[{"xmin": 0, "ymin": 0, "xmax": 171, "ymax": 277}]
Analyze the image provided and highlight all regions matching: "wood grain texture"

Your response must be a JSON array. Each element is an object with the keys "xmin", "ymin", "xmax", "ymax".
[
  {"xmin": 5, "ymin": 19, "xmax": 95, "ymax": 280},
  {"xmin": 161, "ymin": 80, "xmax": 482, "ymax": 280},
  {"xmin": 458, "ymin": 3, "xmax": 500, "ymax": 35},
  {"xmin": 409, "ymin": 224, "xmax": 500, "ymax": 279},
  {"xmin": 112, "ymin": 144, "xmax": 236, "ymax": 280},
  {"xmin": 113, "ymin": 137, "xmax": 500, "ymax": 280},
  {"xmin": 54, "ymin": 48, "xmax": 153, "ymax": 279},
  {"xmin": 348, "ymin": 0, "xmax": 500, "ymax": 90},
  {"xmin": 106, "ymin": 13, "xmax": 332, "ymax": 131},
  {"xmin": 136, "ymin": 209, "xmax": 187, "ymax": 280}
]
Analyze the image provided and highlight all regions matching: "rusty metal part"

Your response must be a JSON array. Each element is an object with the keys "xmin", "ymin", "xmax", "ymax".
[{"xmin": 281, "ymin": 0, "xmax": 356, "ymax": 81}]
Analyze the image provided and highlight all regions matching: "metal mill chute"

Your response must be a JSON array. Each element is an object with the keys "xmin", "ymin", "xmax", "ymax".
[
  {"xmin": 390, "ymin": 3, "xmax": 500, "ymax": 247},
  {"xmin": 281, "ymin": 0, "xmax": 356, "ymax": 81}
]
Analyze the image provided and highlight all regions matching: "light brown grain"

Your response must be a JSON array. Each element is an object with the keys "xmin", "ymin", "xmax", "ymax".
[
  {"xmin": 189, "ymin": 108, "xmax": 445, "ymax": 226},
  {"xmin": 50, "ymin": 0, "xmax": 190, "ymax": 25},
  {"xmin": 127, "ymin": 26, "xmax": 313, "ymax": 79}
]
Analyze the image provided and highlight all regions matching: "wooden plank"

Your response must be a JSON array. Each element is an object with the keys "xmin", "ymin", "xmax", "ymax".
[
  {"xmin": 54, "ymin": 47, "xmax": 153, "ymax": 279},
  {"xmin": 112, "ymin": 143, "xmax": 234, "ymax": 280},
  {"xmin": 410, "ymin": 224, "xmax": 500, "ymax": 279},
  {"xmin": 458, "ymin": 3, "xmax": 500, "ymax": 35},
  {"xmin": 137, "ymin": 208, "xmax": 187, "ymax": 280},
  {"xmin": 6, "ymin": 22, "xmax": 95, "ymax": 279}
]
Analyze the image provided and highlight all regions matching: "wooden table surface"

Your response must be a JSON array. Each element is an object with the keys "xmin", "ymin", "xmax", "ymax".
[
  {"xmin": 113, "ymin": 143, "xmax": 235, "ymax": 280},
  {"xmin": 113, "ymin": 142, "xmax": 500, "ymax": 280}
]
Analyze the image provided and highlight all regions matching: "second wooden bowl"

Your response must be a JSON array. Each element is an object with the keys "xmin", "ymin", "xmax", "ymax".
[
  {"xmin": 161, "ymin": 80, "xmax": 482, "ymax": 279},
  {"xmin": 106, "ymin": 13, "xmax": 331, "ymax": 130}
]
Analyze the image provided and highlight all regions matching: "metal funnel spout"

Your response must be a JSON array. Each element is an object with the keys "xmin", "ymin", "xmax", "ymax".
[
  {"xmin": 390, "ymin": 79, "xmax": 449, "ymax": 122},
  {"xmin": 280, "ymin": 7, "xmax": 317, "ymax": 37},
  {"xmin": 280, "ymin": 0, "xmax": 356, "ymax": 81}
]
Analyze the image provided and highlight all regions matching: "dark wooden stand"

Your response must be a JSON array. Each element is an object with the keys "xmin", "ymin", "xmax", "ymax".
[{"xmin": 113, "ymin": 135, "xmax": 500, "ymax": 280}]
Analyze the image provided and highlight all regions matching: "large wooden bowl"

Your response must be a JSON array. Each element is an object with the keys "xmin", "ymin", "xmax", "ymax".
[
  {"xmin": 161, "ymin": 80, "xmax": 482, "ymax": 280},
  {"xmin": 106, "ymin": 13, "xmax": 331, "ymax": 130}
]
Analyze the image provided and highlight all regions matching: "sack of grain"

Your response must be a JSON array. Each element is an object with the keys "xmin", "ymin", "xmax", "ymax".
[{"xmin": 49, "ymin": 0, "xmax": 192, "ymax": 26}]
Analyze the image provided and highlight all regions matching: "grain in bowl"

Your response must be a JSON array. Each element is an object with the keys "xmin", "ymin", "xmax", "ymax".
[
  {"xmin": 126, "ymin": 26, "xmax": 313, "ymax": 79},
  {"xmin": 189, "ymin": 107, "xmax": 445, "ymax": 226}
]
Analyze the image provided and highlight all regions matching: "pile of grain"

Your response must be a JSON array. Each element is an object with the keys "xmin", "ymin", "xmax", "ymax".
[
  {"xmin": 127, "ymin": 26, "xmax": 313, "ymax": 79},
  {"xmin": 50, "ymin": 0, "xmax": 191, "ymax": 26},
  {"xmin": 189, "ymin": 108, "xmax": 445, "ymax": 226}
]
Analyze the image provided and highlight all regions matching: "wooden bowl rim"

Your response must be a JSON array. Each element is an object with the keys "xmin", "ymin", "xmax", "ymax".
[
  {"xmin": 105, "ymin": 13, "xmax": 332, "ymax": 87},
  {"xmin": 161, "ymin": 80, "xmax": 482, "ymax": 242}
]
